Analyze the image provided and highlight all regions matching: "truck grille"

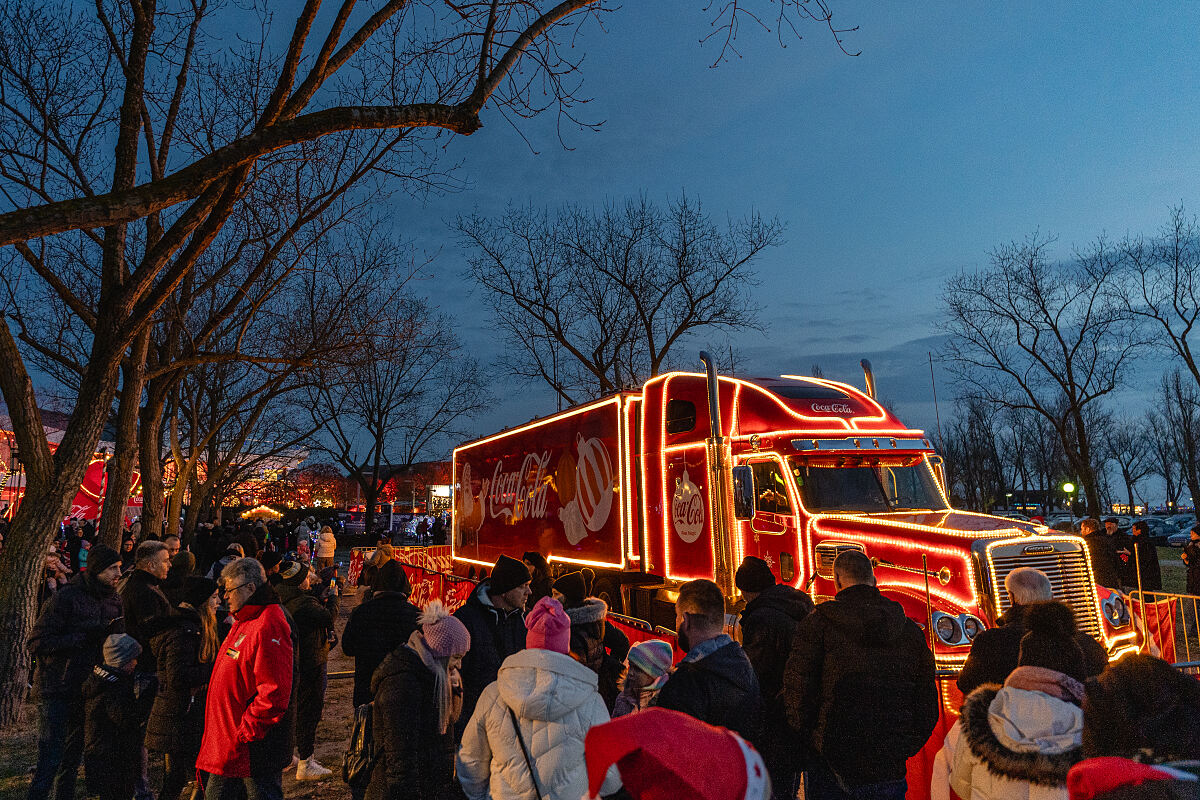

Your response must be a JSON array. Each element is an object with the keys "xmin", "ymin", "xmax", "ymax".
[{"xmin": 986, "ymin": 539, "xmax": 1101, "ymax": 638}]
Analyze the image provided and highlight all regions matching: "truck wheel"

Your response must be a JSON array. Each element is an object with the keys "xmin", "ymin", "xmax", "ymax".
[{"xmin": 593, "ymin": 576, "xmax": 623, "ymax": 614}]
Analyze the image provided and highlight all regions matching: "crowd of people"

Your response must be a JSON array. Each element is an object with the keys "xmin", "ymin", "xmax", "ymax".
[{"xmin": 18, "ymin": 513, "xmax": 1200, "ymax": 800}]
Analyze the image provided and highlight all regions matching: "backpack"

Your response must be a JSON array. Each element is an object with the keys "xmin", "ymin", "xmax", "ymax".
[{"xmin": 342, "ymin": 701, "xmax": 377, "ymax": 789}]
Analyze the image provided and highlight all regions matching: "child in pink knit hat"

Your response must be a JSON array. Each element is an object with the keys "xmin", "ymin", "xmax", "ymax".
[{"xmin": 525, "ymin": 595, "xmax": 572, "ymax": 653}]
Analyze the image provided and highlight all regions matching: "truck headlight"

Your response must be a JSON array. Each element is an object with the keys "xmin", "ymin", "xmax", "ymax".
[
  {"xmin": 961, "ymin": 615, "xmax": 985, "ymax": 640},
  {"xmin": 934, "ymin": 612, "xmax": 962, "ymax": 644},
  {"xmin": 1103, "ymin": 594, "xmax": 1130, "ymax": 627}
]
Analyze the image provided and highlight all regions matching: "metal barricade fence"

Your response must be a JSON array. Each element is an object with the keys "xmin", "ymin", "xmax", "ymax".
[{"xmin": 1128, "ymin": 587, "xmax": 1200, "ymax": 674}]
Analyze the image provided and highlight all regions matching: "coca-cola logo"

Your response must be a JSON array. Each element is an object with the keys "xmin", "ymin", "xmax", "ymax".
[
  {"xmin": 672, "ymin": 467, "xmax": 704, "ymax": 543},
  {"xmin": 810, "ymin": 402, "xmax": 853, "ymax": 414},
  {"xmin": 485, "ymin": 451, "xmax": 552, "ymax": 521}
]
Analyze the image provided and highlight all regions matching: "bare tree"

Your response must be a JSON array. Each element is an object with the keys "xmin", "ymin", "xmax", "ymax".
[
  {"xmin": 1145, "ymin": 408, "xmax": 1183, "ymax": 514},
  {"xmin": 457, "ymin": 194, "xmax": 782, "ymax": 404},
  {"xmin": 1161, "ymin": 371, "xmax": 1200, "ymax": 520},
  {"xmin": 0, "ymin": 0, "xmax": 854, "ymax": 726},
  {"xmin": 1099, "ymin": 416, "xmax": 1152, "ymax": 513},
  {"xmin": 942, "ymin": 233, "xmax": 1140, "ymax": 514},
  {"xmin": 937, "ymin": 399, "xmax": 1005, "ymax": 511},
  {"xmin": 304, "ymin": 294, "xmax": 487, "ymax": 538}
]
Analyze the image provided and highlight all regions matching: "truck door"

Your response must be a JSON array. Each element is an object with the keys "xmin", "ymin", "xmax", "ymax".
[{"xmin": 738, "ymin": 457, "xmax": 803, "ymax": 587}]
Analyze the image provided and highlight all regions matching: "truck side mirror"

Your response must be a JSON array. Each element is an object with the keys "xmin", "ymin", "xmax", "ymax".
[
  {"xmin": 928, "ymin": 455, "xmax": 948, "ymax": 496},
  {"xmin": 732, "ymin": 465, "xmax": 755, "ymax": 520}
]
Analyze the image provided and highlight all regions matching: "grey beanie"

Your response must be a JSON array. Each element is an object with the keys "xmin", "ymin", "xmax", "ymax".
[{"xmin": 102, "ymin": 633, "xmax": 142, "ymax": 669}]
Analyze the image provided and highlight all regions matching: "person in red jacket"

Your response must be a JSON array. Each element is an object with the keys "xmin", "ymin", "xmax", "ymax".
[{"xmin": 196, "ymin": 557, "xmax": 295, "ymax": 800}]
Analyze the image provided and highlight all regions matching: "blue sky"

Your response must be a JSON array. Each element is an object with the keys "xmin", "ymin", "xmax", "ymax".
[{"xmin": 387, "ymin": 2, "xmax": 1200, "ymax": 441}]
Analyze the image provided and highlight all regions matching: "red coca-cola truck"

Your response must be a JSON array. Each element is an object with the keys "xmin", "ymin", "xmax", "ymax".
[{"xmin": 452, "ymin": 355, "xmax": 1136, "ymax": 795}]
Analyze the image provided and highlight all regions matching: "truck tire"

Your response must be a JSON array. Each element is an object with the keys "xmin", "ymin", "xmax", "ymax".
[{"xmin": 593, "ymin": 576, "xmax": 623, "ymax": 614}]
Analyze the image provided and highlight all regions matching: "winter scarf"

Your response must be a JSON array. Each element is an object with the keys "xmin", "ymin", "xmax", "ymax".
[
  {"xmin": 406, "ymin": 630, "xmax": 462, "ymax": 735},
  {"xmin": 1006, "ymin": 666, "xmax": 1085, "ymax": 706}
]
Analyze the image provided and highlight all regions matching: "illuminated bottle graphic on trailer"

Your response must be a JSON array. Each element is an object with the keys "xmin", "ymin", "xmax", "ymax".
[{"xmin": 451, "ymin": 354, "xmax": 1136, "ymax": 664}]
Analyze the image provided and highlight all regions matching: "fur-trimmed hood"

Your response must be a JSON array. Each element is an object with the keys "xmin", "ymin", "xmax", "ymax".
[
  {"xmin": 565, "ymin": 596, "xmax": 607, "ymax": 625},
  {"xmin": 959, "ymin": 684, "xmax": 1083, "ymax": 787}
]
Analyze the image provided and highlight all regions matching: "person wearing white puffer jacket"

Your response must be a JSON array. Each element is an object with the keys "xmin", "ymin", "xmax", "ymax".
[
  {"xmin": 456, "ymin": 596, "xmax": 622, "ymax": 800},
  {"xmin": 932, "ymin": 602, "xmax": 1087, "ymax": 800}
]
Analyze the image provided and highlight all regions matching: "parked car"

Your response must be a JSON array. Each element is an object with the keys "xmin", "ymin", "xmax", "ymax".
[
  {"xmin": 1133, "ymin": 517, "xmax": 1181, "ymax": 544},
  {"xmin": 1169, "ymin": 513, "xmax": 1197, "ymax": 529},
  {"xmin": 1169, "ymin": 531, "xmax": 1192, "ymax": 548}
]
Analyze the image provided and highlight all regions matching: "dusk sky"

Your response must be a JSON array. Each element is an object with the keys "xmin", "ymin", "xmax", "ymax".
[{"xmin": 389, "ymin": 2, "xmax": 1200, "ymax": 442}]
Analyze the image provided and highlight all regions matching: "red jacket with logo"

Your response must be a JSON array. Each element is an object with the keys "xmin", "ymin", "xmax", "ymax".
[{"xmin": 196, "ymin": 587, "xmax": 294, "ymax": 778}]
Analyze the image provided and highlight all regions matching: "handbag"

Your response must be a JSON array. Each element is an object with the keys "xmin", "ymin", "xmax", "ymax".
[
  {"xmin": 507, "ymin": 706, "xmax": 544, "ymax": 800},
  {"xmin": 342, "ymin": 701, "xmax": 378, "ymax": 789}
]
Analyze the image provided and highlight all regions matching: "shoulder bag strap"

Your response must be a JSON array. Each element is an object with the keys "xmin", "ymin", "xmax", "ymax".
[{"xmin": 507, "ymin": 706, "xmax": 544, "ymax": 800}]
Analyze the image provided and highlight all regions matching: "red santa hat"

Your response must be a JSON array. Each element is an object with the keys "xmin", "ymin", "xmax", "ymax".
[{"xmin": 583, "ymin": 708, "xmax": 770, "ymax": 800}]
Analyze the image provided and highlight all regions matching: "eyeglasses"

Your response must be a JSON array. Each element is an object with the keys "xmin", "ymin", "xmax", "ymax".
[{"xmin": 221, "ymin": 581, "xmax": 252, "ymax": 596}]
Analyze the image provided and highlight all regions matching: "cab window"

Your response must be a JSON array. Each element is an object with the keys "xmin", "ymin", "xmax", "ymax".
[{"xmin": 751, "ymin": 461, "xmax": 792, "ymax": 515}]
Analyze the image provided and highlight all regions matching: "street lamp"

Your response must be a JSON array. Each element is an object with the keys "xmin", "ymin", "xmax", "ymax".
[{"xmin": 1062, "ymin": 482, "xmax": 1075, "ymax": 514}]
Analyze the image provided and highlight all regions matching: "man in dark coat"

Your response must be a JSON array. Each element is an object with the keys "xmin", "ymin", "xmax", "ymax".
[
  {"xmin": 342, "ymin": 560, "xmax": 419, "ymax": 707},
  {"xmin": 452, "ymin": 554, "xmax": 530, "ymax": 737},
  {"xmin": 736, "ymin": 556, "xmax": 814, "ymax": 800},
  {"xmin": 119, "ymin": 540, "xmax": 172, "ymax": 673},
  {"xmin": 654, "ymin": 579, "xmax": 764, "ymax": 747},
  {"xmin": 27, "ymin": 545, "xmax": 124, "ymax": 800},
  {"xmin": 1183, "ymin": 525, "xmax": 1200, "ymax": 596},
  {"xmin": 1081, "ymin": 517, "xmax": 1122, "ymax": 589},
  {"xmin": 957, "ymin": 567, "xmax": 1108, "ymax": 695},
  {"xmin": 1122, "ymin": 520, "xmax": 1163, "ymax": 592},
  {"xmin": 276, "ymin": 560, "xmax": 335, "ymax": 780},
  {"xmin": 783, "ymin": 550, "xmax": 937, "ymax": 800}
]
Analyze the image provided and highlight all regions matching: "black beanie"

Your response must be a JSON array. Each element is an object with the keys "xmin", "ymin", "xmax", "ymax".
[
  {"xmin": 183, "ymin": 576, "xmax": 218, "ymax": 609},
  {"xmin": 488, "ymin": 554, "xmax": 532, "ymax": 595},
  {"xmin": 376, "ymin": 559, "xmax": 412, "ymax": 595},
  {"xmin": 280, "ymin": 560, "xmax": 309, "ymax": 586},
  {"xmin": 87, "ymin": 545, "xmax": 121, "ymax": 576},
  {"xmin": 552, "ymin": 570, "xmax": 589, "ymax": 608},
  {"xmin": 1018, "ymin": 602, "xmax": 1085, "ymax": 681},
  {"xmin": 735, "ymin": 556, "xmax": 777, "ymax": 593},
  {"xmin": 259, "ymin": 551, "xmax": 283, "ymax": 572}
]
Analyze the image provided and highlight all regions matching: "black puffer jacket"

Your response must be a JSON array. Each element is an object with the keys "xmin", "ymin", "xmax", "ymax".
[
  {"xmin": 654, "ymin": 636, "xmax": 764, "ymax": 746},
  {"xmin": 741, "ymin": 583, "xmax": 814, "ymax": 703},
  {"xmin": 453, "ymin": 581, "xmax": 526, "ymax": 733},
  {"xmin": 145, "ymin": 607, "xmax": 212, "ymax": 754},
  {"xmin": 783, "ymin": 583, "xmax": 938, "ymax": 787},
  {"xmin": 28, "ymin": 573, "xmax": 125, "ymax": 698},
  {"xmin": 277, "ymin": 583, "xmax": 333, "ymax": 678},
  {"xmin": 119, "ymin": 569, "xmax": 172, "ymax": 673},
  {"xmin": 957, "ymin": 603, "xmax": 1108, "ymax": 696},
  {"xmin": 82, "ymin": 664, "xmax": 158, "ymax": 800},
  {"xmin": 342, "ymin": 590, "xmax": 420, "ymax": 707},
  {"xmin": 365, "ymin": 645, "xmax": 458, "ymax": 800}
]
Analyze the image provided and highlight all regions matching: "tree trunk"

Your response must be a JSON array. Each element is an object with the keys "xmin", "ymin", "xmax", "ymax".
[
  {"xmin": 0, "ymin": 328, "xmax": 122, "ymax": 727},
  {"xmin": 98, "ymin": 333, "xmax": 150, "ymax": 547},
  {"xmin": 138, "ymin": 384, "xmax": 168, "ymax": 541}
]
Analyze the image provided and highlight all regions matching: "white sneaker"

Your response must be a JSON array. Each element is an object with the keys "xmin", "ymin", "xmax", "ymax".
[
  {"xmin": 283, "ymin": 751, "xmax": 299, "ymax": 772},
  {"xmin": 296, "ymin": 757, "xmax": 332, "ymax": 781}
]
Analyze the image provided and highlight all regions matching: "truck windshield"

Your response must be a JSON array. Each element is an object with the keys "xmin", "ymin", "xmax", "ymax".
[{"xmin": 788, "ymin": 459, "xmax": 948, "ymax": 513}]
